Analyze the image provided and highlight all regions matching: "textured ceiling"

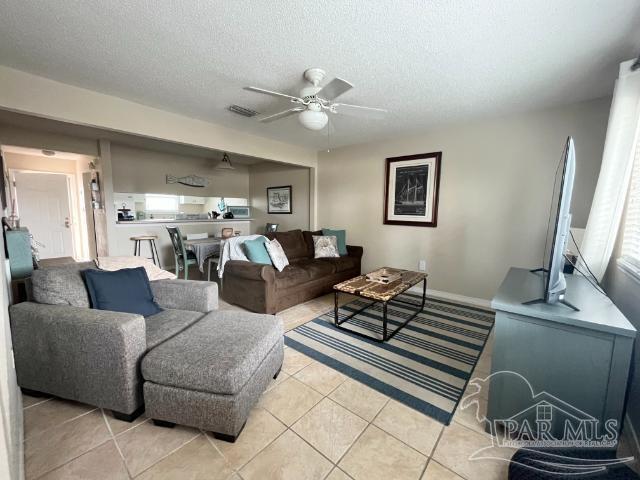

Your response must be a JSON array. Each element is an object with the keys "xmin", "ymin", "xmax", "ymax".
[{"xmin": 0, "ymin": 1, "xmax": 638, "ymax": 150}]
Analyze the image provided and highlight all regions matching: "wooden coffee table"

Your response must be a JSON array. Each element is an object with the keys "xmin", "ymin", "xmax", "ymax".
[{"xmin": 333, "ymin": 268, "xmax": 427, "ymax": 342}]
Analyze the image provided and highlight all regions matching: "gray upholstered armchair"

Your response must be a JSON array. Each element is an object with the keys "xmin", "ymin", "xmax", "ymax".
[{"xmin": 9, "ymin": 262, "xmax": 218, "ymax": 421}]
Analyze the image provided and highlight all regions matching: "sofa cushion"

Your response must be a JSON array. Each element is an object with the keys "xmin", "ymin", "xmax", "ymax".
[
  {"xmin": 274, "ymin": 265, "xmax": 313, "ymax": 289},
  {"xmin": 290, "ymin": 258, "xmax": 335, "ymax": 278},
  {"xmin": 84, "ymin": 267, "xmax": 162, "ymax": 317},
  {"xmin": 318, "ymin": 256, "xmax": 359, "ymax": 273},
  {"xmin": 322, "ymin": 228, "xmax": 347, "ymax": 256},
  {"xmin": 265, "ymin": 239, "xmax": 289, "ymax": 272},
  {"xmin": 141, "ymin": 310, "xmax": 283, "ymax": 395},
  {"xmin": 31, "ymin": 262, "xmax": 97, "ymax": 307},
  {"xmin": 266, "ymin": 229, "xmax": 307, "ymax": 261},
  {"xmin": 313, "ymin": 235, "xmax": 340, "ymax": 259},
  {"xmin": 302, "ymin": 230, "xmax": 322, "ymax": 258},
  {"xmin": 243, "ymin": 237, "xmax": 272, "ymax": 265},
  {"xmin": 145, "ymin": 309, "xmax": 203, "ymax": 350}
]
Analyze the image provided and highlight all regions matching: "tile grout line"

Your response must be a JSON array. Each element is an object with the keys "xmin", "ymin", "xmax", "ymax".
[
  {"xmin": 230, "ymin": 427, "xmax": 291, "ymax": 476},
  {"xmin": 261, "ymin": 376, "xmax": 361, "ymax": 473},
  {"xmin": 22, "ymin": 396, "xmax": 52, "ymax": 410},
  {"xmin": 31, "ymin": 438, "xmax": 114, "ymax": 480},
  {"xmin": 30, "ymin": 411, "xmax": 112, "ymax": 480},
  {"xmin": 206, "ymin": 408, "xmax": 290, "ymax": 475},
  {"xmin": 435, "ymin": 420, "xmax": 497, "ymax": 480},
  {"xmin": 262, "ymin": 377, "xmax": 326, "ymax": 428},
  {"xmin": 328, "ymin": 397, "xmax": 394, "ymax": 470},
  {"xmin": 326, "ymin": 384, "xmax": 390, "ymax": 425},
  {"xmin": 24, "ymin": 406, "xmax": 98, "ymax": 444},
  {"xmin": 286, "ymin": 427, "xmax": 339, "ymax": 469},
  {"xmin": 308, "ymin": 390, "xmax": 391, "ymax": 472},
  {"xmin": 292, "ymin": 368, "xmax": 348, "ymax": 398},
  {"xmin": 420, "ymin": 425, "xmax": 447, "ymax": 479},
  {"xmin": 132, "ymin": 431, "xmax": 202, "ymax": 479},
  {"xmin": 202, "ymin": 427, "xmax": 244, "ymax": 477},
  {"xmin": 452, "ymin": 416, "xmax": 497, "ymax": 441},
  {"xmin": 366, "ymin": 411, "xmax": 436, "ymax": 463},
  {"xmin": 101, "ymin": 408, "xmax": 134, "ymax": 479}
]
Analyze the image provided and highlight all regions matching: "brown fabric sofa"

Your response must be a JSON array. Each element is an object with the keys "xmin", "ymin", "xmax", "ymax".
[{"xmin": 222, "ymin": 229, "xmax": 363, "ymax": 314}]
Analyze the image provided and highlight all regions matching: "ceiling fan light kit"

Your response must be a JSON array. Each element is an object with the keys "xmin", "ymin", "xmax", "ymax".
[
  {"xmin": 244, "ymin": 67, "xmax": 387, "ymax": 131},
  {"xmin": 298, "ymin": 103, "xmax": 328, "ymax": 130}
]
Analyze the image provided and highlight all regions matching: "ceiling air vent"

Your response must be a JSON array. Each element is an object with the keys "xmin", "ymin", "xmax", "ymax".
[{"xmin": 228, "ymin": 105, "xmax": 259, "ymax": 117}]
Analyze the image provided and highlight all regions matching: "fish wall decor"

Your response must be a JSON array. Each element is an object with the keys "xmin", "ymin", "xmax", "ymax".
[{"xmin": 166, "ymin": 174, "xmax": 210, "ymax": 188}]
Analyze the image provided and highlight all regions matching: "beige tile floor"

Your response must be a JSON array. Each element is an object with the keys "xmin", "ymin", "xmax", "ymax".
[{"xmin": 24, "ymin": 294, "xmax": 634, "ymax": 479}]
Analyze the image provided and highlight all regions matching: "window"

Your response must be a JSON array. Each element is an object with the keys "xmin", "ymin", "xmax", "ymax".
[
  {"xmin": 620, "ymin": 137, "xmax": 640, "ymax": 275},
  {"xmin": 145, "ymin": 194, "xmax": 179, "ymax": 213},
  {"xmin": 537, "ymin": 404, "xmax": 553, "ymax": 422}
]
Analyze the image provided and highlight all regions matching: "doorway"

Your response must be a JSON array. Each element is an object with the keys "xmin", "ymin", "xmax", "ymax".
[{"xmin": 2, "ymin": 146, "xmax": 96, "ymax": 261}]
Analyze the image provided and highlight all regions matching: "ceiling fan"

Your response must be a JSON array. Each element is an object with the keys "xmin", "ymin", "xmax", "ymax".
[{"xmin": 244, "ymin": 68, "xmax": 387, "ymax": 131}]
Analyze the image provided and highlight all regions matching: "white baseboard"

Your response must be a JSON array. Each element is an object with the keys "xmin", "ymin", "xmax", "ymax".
[{"xmin": 407, "ymin": 286, "xmax": 492, "ymax": 310}]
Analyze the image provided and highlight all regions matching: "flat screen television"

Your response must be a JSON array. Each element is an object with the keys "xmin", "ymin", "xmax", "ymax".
[{"xmin": 526, "ymin": 136, "xmax": 578, "ymax": 310}]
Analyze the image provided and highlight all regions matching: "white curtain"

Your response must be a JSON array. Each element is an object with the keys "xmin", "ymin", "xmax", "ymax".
[{"xmin": 579, "ymin": 59, "xmax": 640, "ymax": 281}]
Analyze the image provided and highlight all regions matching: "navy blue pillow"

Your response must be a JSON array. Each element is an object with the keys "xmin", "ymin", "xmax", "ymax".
[{"xmin": 83, "ymin": 267, "xmax": 162, "ymax": 317}]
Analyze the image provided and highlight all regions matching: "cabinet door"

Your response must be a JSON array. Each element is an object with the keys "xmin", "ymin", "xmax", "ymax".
[
  {"xmin": 487, "ymin": 312, "xmax": 613, "ymax": 436},
  {"xmin": 179, "ymin": 196, "xmax": 205, "ymax": 204}
]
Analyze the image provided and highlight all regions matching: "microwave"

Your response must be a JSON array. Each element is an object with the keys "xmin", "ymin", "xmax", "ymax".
[{"xmin": 227, "ymin": 206, "xmax": 251, "ymax": 218}]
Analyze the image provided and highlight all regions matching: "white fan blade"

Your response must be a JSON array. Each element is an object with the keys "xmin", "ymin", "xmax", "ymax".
[
  {"xmin": 244, "ymin": 86, "xmax": 303, "ymax": 102},
  {"xmin": 259, "ymin": 107, "xmax": 304, "ymax": 123},
  {"xmin": 316, "ymin": 77, "xmax": 353, "ymax": 100},
  {"xmin": 332, "ymin": 103, "xmax": 387, "ymax": 119}
]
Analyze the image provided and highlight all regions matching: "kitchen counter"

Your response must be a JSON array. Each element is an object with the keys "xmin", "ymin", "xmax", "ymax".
[{"xmin": 116, "ymin": 218, "xmax": 253, "ymax": 226}]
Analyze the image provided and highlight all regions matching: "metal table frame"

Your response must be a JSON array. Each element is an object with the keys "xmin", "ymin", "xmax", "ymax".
[{"xmin": 333, "ymin": 276, "xmax": 427, "ymax": 342}]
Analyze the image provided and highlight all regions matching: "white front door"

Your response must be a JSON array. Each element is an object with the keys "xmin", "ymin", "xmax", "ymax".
[{"xmin": 14, "ymin": 171, "xmax": 74, "ymax": 259}]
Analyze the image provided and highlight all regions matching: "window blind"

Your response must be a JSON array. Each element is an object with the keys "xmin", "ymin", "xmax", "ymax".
[{"xmin": 621, "ymin": 137, "xmax": 640, "ymax": 270}]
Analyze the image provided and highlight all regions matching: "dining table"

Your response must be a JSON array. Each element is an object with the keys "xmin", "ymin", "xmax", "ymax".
[{"xmin": 183, "ymin": 236, "xmax": 223, "ymax": 272}]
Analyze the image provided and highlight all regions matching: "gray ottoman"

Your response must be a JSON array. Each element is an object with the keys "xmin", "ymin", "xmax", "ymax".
[{"xmin": 141, "ymin": 310, "xmax": 284, "ymax": 442}]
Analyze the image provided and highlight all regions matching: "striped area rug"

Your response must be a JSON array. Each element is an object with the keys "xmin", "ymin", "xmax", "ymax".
[{"xmin": 284, "ymin": 292, "xmax": 494, "ymax": 425}]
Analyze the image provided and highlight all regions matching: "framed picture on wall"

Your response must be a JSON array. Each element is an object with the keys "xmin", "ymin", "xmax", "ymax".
[
  {"xmin": 383, "ymin": 152, "xmax": 442, "ymax": 227},
  {"xmin": 267, "ymin": 185, "xmax": 292, "ymax": 214}
]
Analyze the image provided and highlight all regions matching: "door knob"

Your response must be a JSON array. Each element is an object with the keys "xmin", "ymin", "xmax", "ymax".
[{"xmin": 65, "ymin": 217, "xmax": 71, "ymax": 228}]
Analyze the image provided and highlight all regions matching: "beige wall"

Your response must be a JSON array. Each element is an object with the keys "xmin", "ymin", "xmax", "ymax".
[
  {"xmin": 0, "ymin": 122, "xmax": 99, "ymax": 157},
  {"xmin": 4, "ymin": 151, "xmax": 78, "ymax": 174},
  {"xmin": 249, "ymin": 162, "xmax": 310, "ymax": 234},
  {"xmin": 318, "ymin": 97, "xmax": 611, "ymax": 300},
  {"xmin": 0, "ymin": 66, "xmax": 317, "ymax": 168},
  {"xmin": 111, "ymin": 143, "xmax": 250, "ymax": 198}
]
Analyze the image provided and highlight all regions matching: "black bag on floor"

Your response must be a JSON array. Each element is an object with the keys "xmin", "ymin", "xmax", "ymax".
[{"xmin": 508, "ymin": 448, "xmax": 638, "ymax": 480}]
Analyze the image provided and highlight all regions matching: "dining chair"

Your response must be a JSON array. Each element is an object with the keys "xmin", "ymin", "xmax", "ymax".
[
  {"xmin": 166, "ymin": 226, "xmax": 197, "ymax": 280},
  {"xmin": 207, "ymin": 255, "xmax": 220, "ymax": 282}
]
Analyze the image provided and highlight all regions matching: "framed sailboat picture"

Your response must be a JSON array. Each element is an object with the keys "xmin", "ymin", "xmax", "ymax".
[
  {"xmin": 383, "ymin": 152, "xmax": 441, "ymax": 227},
  {"xmin": 267, "ymin": 185, "xmax": 292, "ymax": 214}
]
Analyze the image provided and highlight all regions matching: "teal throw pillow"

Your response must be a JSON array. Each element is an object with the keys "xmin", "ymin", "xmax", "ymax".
[
  {"xmin": 322, "ymin": 228, "xmax": 347, "ymax": 256},
  {"xmin": 244, "ymin": 237, "xmax": 272, "ymax": 265}
]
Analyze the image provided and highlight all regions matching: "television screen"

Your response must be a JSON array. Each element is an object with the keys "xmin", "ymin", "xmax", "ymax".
[
  {"xmin": 542, "ymin": 143, "xmax": 568, "ymax": 296},
  {"xmin": 543, "ymin": 137, "xmax": 575, "ymax": 303}
]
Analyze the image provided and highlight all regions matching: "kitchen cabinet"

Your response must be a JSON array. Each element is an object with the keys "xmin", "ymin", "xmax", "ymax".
[{"xmin": 179, "ymin": 196, "xmax": 205, "ymax": 205}]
